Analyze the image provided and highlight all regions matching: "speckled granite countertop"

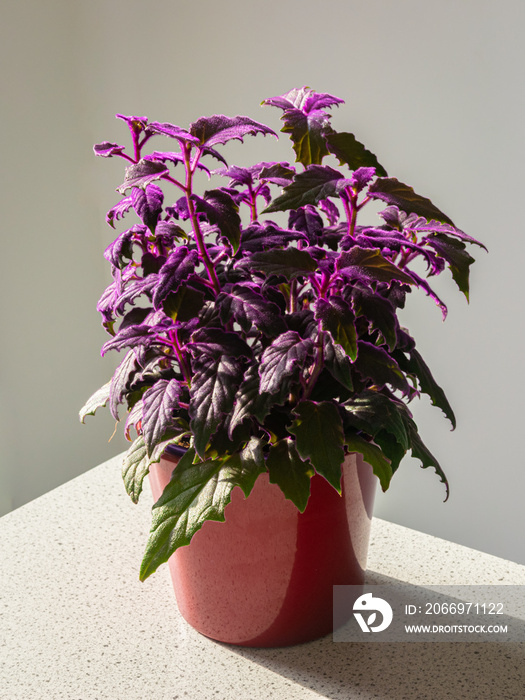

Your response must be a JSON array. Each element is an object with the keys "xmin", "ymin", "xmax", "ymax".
[{"xmin": 1, "ymin": 455, "xmax": 524, "ymax": 700}]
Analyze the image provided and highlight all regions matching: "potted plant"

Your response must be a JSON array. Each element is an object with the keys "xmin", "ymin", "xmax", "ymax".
[{"xmin": 80, "ymin": 86, "xmax": 484, "ymax": 646}]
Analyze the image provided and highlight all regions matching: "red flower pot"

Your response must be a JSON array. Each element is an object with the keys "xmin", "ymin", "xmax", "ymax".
[{"xmin": 148, "ymin": 451, "xmax": 376, "ymax": 647}]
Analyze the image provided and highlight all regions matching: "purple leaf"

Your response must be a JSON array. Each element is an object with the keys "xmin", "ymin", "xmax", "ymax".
[
  {"xmin": 116, "ymin": 114, "xmax": 149, "ymax": 136},
  {"xmin": 103, "ymin": 225, "xmax": 148, "ymax": 269},
  {"xmin": 264, "ymin": 165, "xmax": 351, "ymax": 213},
  {"xmin": 336, "ymin": 246, "xmax": 415, "ymax": 285},
  {"xmin": 101, "ymin": 323, "xmax": 155, "ymax": 356},
  {"xmin": 214, "ymin": 162, "xmax": 295, "ymax": 188},
  {"xmin": 141, "ymin": 252, "xmax": 167, "ymax": 276},
  {"xmin": 218, "ymin": 284, "xmax": 287, "ymax": 337},
  {"xmin": 189, "ymin": 327, "xmax": 251, "ymax": 360},
  {"xmin": 119, "ymin": 307, "xmax": 153, "ymax": 332},
  {"xmin": 239, "ymin": 222, "xmax": 307, "ymax": 253},
  {"xmin": 191, "ymin": 189, "xmax": 241, "ymax": 253},
  {"xmin": 315, "ymin": 297, "xmax": 357, "ymax": 360},
  {"xmin": 239, "ymin": 247, "xmax": 318, "ymax": 280},
  {"xmin": 117, "ymin": 159, "xmax": 169, "ymax": 194},
  {"xmin": 189, "ymin": 354, "xmax": 245, "ymax": 457},
  {"xmin": 355, "ymin": 229, "xmax": 439, "ymax": 272},
  {"xmin": 350, "ymin": 167, "xmax": 378, "ymax": 190},
  {"xmin": 109, "ymin": 349, "xmax": 140, "ymax": 420},
  {"xmin": 289, "ymin": 205, "xmax": 324, "ymax": 241},
  {"xmin": 106, "ymin": 196, "xmax": 133, "ymax": 228},
  {"xmin": 259, "ymin": 331, "xmax": 315, "ymax": 395},
  {"xmin": 97, "ymin": 282, "xmax": 117, "ymax": 329},
  {"xmin": 142, "ymin": 379, "xmax": 182, "ymax": 454},
  {"xmin": 145, "ymin": 150, "xmax": 212, "ymax": 177},
  {"xmin": 189, "ymin": 115, "xmax": 276, "ymax": 148},
  {"xmin": 263, "ymin": 87, "xmax": 344, "ymax": 113},
  {"xmin": 200, "ymin": 146, "xmax": 228, "ymax": 166},
  {"xmin": 94, "ymin": 142, "xmax": 126, "ymax": 158},
  {"xmin": 214, "ymin": 165, "xmax": 256, "ymax": 187},
  {"xmin": 406, "ymin": 215, "xmax": 486, "ymax": 250},
  {"xmin": 114, "ymin": 276, "xmax": 158, "ymax": 315},
  {"xmin": 403, "ymin": 270, "xmax": 448, "ymax": 319},
  {"xmin": 319, "ymin": 198, "xmax": 340, "ymax": 225},
  {"xmin": 257, "ymin": 162, "xmax": 296, "ymax": 186},
  {"xmin": 166, "ymin": 197, "xmax": 191, "ymax": 221},
  {"xmin": 147, "ymin": 121, "xmax": 200, "ymax": 144},
  {"xmin": 152, "ymin": 247, "xmax": 199, "ymax": 309},
  {"xmin": 131, "ymin": 184, "xmax": 164, "ymax": 231},
  {"xmin": 369, "ymin": 179, "xmax": 454, "ymax": 226},
  {"xmin": 155, "ymin": 220, "xmax": 188, "ymax": 246}
]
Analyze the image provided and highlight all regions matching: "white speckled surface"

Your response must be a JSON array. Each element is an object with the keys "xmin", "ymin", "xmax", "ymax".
[{"xmin": 1, "ymin": 455, "xmax": 524, "ymax": 699}]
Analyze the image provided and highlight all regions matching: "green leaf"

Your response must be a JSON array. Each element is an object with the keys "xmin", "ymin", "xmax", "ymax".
[
  {"xmin": 162, "ymin": 286, "xmax": 205, "ymax": 322},
  {"xmin": 325, "ymin": 131, "xmax": 387, "ymax": 176},
  {"xmin": 245, "ymin": 248, "xmax": 318, "ymax": 280},
  {"xmin": 315, "ymin": 297, "xmax": 357, "ymax": 360},
  {"xmin": 139, "ymin": 442, "xmax": 265, "ymax": 581},
  {"xmin": 394, "ymin": 346, "xmax": 456, "ymax": 429},
  {"xmin": 342, "ymin": 391, "xmax": 410, "ymax": 451},
  {"xmin": 354, "ymin": 341, "xmax": 409, "ymax": 394},
  {"xmin": 267, "ymin": 438, "xmax": 313, "ymax": 512},
  {"xmin": 368, "ymin": 178, "xmax": 454, "ymax": 225},
  {"xmin": 279, "ymin": 110, "xmax": 331, "ymax": 166},
  {"xmin": 343, "ymin": 432, "xmax": 393, "ymax": 491},
  {"xmin": 373, "ymin": 429, "xmax": 406, "ymax": 474},
  {"xmin": 263, "ymin": 165, "xmax": 350, "ymax": 213},
  {"xmin": 79, "ymin": 382, "xmax": 111, "ymax": 423},
  {"xmin": 122, "ymin": 432, "xmax": 189, "ymax": 504},
  {"xmin": 407, "ymin": 425, "xmax": 449, "ymax": 500},
  {"xmin": 289, "ymin": 400, "xmax": 345, "ymax": 492},
  {"xmin": 122, "ymin": 435, "xmax": 149, "ymax": 504},
  {"xmin": 228, "ymin": 363, "xmax": 276, "ymax": 437},
  {"xmin": 350, "ymin": 285, "xmax": 398, "ymax": 352},
  {"xmin": 221, "ymin": 437, "xmax": 266, "ymax": 496},
  {"xmin": 192, "ymin": 189, "xmax": 241, "ymax": 254},
  {"xmin": 323, "ymin": 334, "xmax": 354, "ymax": 391},
  {"xmin": 426, "ymin": 233, "xmax": 475, "ymax": 301}
]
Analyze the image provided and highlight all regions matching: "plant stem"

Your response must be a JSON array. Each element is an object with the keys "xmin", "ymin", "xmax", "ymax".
[
  {"xmin": 302, "ymin": 272, "xmax": 331, "ymax": 400},
  {"xmin": 248, "ymin": 184, "xmax": 258, "ymax": 222},
  {"xmin": 343, "ymin": 188, "xmax": 359, "ymax": 238},
  {"xmin": 182, "ymin": 145, "xmax": 221, "ymax": 295},
  {"xmin": 170, "ymin": 329, "xmax": 192, "ymax": 388},
  {"xmin": 303, "ymin": 323, "xmax": 325, "ymax": 401}
]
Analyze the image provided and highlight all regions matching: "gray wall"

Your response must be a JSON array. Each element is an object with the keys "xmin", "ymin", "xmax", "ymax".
[{"xmin": 1, "ymin": 0, "xmax": 524, "ymax": 565}]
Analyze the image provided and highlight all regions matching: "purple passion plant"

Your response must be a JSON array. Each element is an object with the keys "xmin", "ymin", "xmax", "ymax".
[{"xmin": 80, "ymin": 87, "xmax": 485, "ymax": 581}]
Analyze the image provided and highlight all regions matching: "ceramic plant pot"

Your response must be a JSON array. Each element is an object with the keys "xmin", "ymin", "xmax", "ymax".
[{"xmin": 148, "ymin": 449, "xmax": 376, "ymax": 647}]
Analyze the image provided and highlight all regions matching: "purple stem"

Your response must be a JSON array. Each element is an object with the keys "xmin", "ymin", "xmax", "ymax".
[{"xmin": 182, "ymin": 145, "xmax": 221, "ymax": 295}]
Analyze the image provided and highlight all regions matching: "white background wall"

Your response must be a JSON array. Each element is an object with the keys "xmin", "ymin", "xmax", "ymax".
[{"xmin": 1, "ymin": 0, "xmax": 524, "ymax": 565}]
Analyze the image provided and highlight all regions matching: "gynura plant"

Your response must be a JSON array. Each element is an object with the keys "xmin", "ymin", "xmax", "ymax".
[{"xmin": 80, "ymin": 87, "xmax": 485, "ymax": 581}]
